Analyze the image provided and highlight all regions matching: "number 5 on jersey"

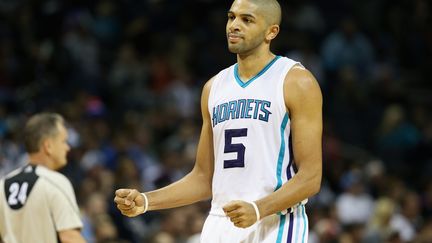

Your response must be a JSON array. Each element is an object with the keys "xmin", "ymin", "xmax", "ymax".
[{"xmin": 224, "ymin": 128, "xmax": 248, "ymax": 168}]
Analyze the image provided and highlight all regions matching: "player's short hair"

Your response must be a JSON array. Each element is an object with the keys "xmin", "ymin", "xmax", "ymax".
[
  {"xmin": 23, "ymin": 113, "xmax": 65, "ymax": 153},
  {"xmin": 250, "ymin": 0, "xmax": 282, "ymax": 25}
]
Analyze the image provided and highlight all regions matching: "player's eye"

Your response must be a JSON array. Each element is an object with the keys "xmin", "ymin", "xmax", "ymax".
[
  {"xmin": 228, "ymin": 15, "xmax": 235, "ymax": 21},
  {"xmin": 244, "ymin": 18, "xmax": 253, "ymax": 23}
]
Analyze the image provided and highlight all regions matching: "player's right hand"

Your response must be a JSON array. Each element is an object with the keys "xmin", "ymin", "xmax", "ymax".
[{"xmin": 114, "ymin": 189, "xmax": 145, "ymax": 217}]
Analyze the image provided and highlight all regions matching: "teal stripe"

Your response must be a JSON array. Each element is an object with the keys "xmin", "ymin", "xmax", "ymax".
[
  {"xmin": 275, "ymin": 113, "xmax": 289, "ymax": 191},
  {"xmin": 276, "ymin": 215, "xmax": 286, "ymax": 243},
  {"xmin": 234, "ymin": 56, "xmax": 281, "ymax": 88},
  {"xmin": 293, "ymin": 205, "xmax": 308, "ymax": 243},
  {"xmin": 301, "ymin": 205, "xmax": 307, "ymax": 243},
  {"xmin": 275, "ymin": 114, "xmax": 289, "ymax": 243}
]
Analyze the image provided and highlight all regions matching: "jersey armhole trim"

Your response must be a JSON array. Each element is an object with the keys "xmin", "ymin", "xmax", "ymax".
[{"xmin": 279, "ymin": 60, "xmax": 303, "ymax": 116}]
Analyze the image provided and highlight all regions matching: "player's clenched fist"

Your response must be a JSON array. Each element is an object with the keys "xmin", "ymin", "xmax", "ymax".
[
  {"xmin": 223, "ymin": 200, "xmax": 260, "ymax": 228},
  {"xmin": 114, "ymin": 189, "xmax": 146, "ymax": 217}
]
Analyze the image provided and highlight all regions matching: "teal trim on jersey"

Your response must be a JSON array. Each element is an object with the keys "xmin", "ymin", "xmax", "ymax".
[
  {"xmin": 301, "ymin": 205, "xmax": 307, "ymax": 243},
  {"xmin": 276, "ymin": 214, "xmax": 286, "ymax": 243},
  {"xmin": 294, "ymin": 205, "xmax": 307, "ymax": 243},
  {"xmin": 275, "ymin": 113, "xmax": 289, "ymax": 191},
  {"xmin": 234, "ymin": 55, "xmax": 281, "ymax": 88}
]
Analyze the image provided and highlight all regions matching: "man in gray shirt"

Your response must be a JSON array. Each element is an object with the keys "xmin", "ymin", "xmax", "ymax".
[{"xmin": 0, "ymin": 113, "xmax": 85, "ymax": 243}]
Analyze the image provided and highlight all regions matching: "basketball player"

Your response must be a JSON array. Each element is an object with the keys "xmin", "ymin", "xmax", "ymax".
[
  {"xmin": 114, "ymin": 0, "xmax": 322, "ymax": 242},
  {"xmin": 0, "ymin": 113, "xmax": 85, "ymax": 243}
]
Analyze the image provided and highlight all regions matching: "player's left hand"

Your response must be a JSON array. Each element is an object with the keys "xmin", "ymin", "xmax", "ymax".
[{"xmin": 223, "ymin": 200, "xmax": 259, "ymax": 228}]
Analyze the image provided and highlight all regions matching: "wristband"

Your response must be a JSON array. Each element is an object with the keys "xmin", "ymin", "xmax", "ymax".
[
  {"xmin": 141, "ymin": 193, "xmax": 149, "ymax": 213},
  {"xmin": 250, "ymin": 201, "xmax": 260, "ymax": 222}
]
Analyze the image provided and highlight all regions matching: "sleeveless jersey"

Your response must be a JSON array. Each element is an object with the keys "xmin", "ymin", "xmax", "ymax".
[{"xmin": 208, "ymin": 56, "xmax": 305, "ymax": 216}]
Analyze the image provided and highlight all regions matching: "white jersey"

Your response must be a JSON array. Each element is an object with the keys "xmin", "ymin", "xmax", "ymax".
[
  {"xmin": 208, "ymin": 56, "xmax": 306, "ymax": 216},
  {"xmin": 0, "ymin": 164, "xmax": 83, "ymax": 243}
]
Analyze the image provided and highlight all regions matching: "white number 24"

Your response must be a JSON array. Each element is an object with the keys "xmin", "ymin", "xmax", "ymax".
[{"xmin": 8, "ymin": 182, "xmax": 29, "ymax": 206}]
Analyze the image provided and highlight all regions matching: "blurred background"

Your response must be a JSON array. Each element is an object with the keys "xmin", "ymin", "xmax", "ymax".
[{"xmin": 0, "ymin": 0, "xmax": 431, "ymax": 242}]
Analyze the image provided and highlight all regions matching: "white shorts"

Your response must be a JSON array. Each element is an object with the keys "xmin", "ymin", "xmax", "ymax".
[{"xmin": 200, "ymin": 205, "xmax": 309, "ymax": 243}]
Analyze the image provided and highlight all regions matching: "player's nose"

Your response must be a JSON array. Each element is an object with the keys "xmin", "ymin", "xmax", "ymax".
[{"xmin": 228, "ymin": 19, "xmax": 241, "ymax": 32}]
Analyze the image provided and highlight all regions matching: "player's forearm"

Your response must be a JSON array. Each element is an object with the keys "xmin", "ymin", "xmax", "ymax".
[
  {"xmin": 146, "ymin": 168, "xmax": 212, "ymax": 211},
  {"xmin": 255, "ymin": 169, "xmax": 321, "ymax": 218},
  {"xmin": 59, "ymin": 229, "xmax": 86, "ymax": 243}
]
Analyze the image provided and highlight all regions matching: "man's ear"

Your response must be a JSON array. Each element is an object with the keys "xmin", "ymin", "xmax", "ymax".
[
  {"xmin": 42, "ymin": 138, "xmax": 52, "ymax": 155},
  {"xmin": 266, "ymin": 25, "xmax": 280, "ymax": 41}
]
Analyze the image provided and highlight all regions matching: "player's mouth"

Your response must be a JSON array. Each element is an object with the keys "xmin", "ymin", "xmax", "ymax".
[{"xmin": 228, "ymin": 33, "xmax": 243, "ymax": 42}]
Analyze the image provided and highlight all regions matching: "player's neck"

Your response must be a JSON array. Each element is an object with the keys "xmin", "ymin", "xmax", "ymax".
[
  {"xmin": 236, "ymin": 51, "xmax": 276, "ymax": 82},
  {"xmin": 28, "ymin": 153, "xmax": 56, "ymax": 170}
]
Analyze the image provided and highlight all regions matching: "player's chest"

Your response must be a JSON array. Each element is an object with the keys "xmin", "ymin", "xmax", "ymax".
[{"xmin": 210, "ymin": 84, "xmax": 281, "ymax": 128}]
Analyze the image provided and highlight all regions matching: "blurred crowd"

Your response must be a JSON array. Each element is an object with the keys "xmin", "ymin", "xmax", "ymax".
[{"xmin": 1, "ymin": 0, "xmax": 431, "ymax": 242}]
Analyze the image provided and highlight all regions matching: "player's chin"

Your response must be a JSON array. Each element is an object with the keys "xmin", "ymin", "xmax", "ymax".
[
  {"xmin": 228, "ymin": 49, "xmax": 242, "ymax": 54},
  {"xmin": 227, "ymin": 45, "xmax": 242, "ymax": 54},
  {"xmin": 57, "ymin": 159, "xmax": 67, "ymax": 169}
]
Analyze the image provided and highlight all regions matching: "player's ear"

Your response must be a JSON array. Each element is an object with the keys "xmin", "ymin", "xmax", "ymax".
[
  {"xmin": 42, "ymin": 138, "xmax": 52, "ymax": 155},
  {"xmin": 265, "ymin": 25, "xmax": 279, "ymax": 42}
]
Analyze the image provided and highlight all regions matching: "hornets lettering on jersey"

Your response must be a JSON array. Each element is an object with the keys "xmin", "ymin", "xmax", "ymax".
[{"xmin": 212, "ymin": 99, "xmax": 272, "ymax": 127}]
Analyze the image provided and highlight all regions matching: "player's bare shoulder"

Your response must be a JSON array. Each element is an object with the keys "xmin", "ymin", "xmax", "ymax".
[
  {"xmin": 201, "ymin": 75, "xmax": 217, "ymax": 116},
  {"xmin": 283, "ymin": 65, "xmax": 322, "ymax": 112},
  {"xmin": 202, "ymin": 76, "xmax": 216, "ymax": 97}
]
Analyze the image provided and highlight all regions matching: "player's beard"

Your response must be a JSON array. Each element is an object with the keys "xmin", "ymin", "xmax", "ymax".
[
  {"xmin": 228, "ymin": 43, "xmax": 246, "ymax": 54},
  {"xmin": 227, "ymin": 34, "xmax": 265, "ymax": 55}
]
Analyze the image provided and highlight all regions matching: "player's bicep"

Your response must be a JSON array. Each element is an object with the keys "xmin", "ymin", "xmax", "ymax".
[
  {"xmin": 284, "ymin": 67, "xmax": 322, "ymax": 185},
  {"xmin": 191, "ymin": 79, "xmax": 215, "ymax": 184}
]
